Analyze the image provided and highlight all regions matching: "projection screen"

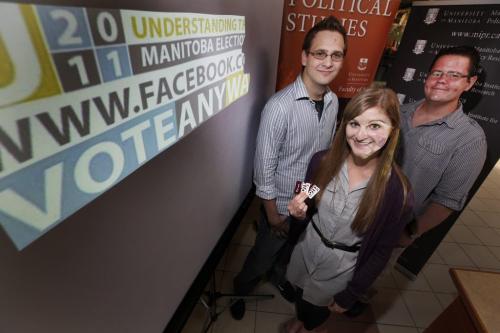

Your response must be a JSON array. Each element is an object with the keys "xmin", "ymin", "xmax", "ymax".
[{"xmin": 0, "ymin": 0, "xmax": 284, "ymax": 331}]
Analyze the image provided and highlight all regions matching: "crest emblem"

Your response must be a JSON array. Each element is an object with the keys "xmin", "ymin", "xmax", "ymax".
[
  {"xmin": 357, "ymin": 58, "xmax": 368, "ymax": 71},
  {"xmin": 403, "ymin": 68, "xmax": 416, "ymax": 82},
  {"xmin": 413, "ymin": 40, "xmax": 427, "ymax": 55},
  {"xmin": 424, "ymin": 8, "xmax": 439, "ymax": 24}
]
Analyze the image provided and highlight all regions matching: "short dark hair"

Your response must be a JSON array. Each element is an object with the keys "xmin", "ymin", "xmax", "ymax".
[
  {"xmin": 302, "ymin": 16, "xmax": 347, "ymax": 54},
  {"xmin": 429, "ymin": 45, "xmax": 481, "ymax": 77}
]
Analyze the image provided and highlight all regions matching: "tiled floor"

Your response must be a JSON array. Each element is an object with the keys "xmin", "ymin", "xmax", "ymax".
[{"xmin": 181, "ymin": 161, "xmax": 500, "ymax": 333}]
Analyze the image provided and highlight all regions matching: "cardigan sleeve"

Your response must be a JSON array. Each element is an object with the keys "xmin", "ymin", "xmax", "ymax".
[
  {"xmin": 286, "ymin": 150, "xmax": 326, "ymax": 242},
  {"xmin": 334, "ymin": 174, "xmax": 414, "ymax": 309},
  {"xmin": 299, "ymin": 150, "xmax": 326, "ymax": 218}
]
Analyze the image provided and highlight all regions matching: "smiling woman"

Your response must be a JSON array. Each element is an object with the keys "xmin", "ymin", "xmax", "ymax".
[
  {"xmin": 346, "ymin": 106, "xmax": 393, "ymax": 162},
  {"xmin": 285, "ymin": 85, "xmax": 412, "ymax": 333}
]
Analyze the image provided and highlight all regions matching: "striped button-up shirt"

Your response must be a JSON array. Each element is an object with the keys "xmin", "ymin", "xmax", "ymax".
[
  {"xmin": 399, "ymin": 100, "xmax": 487, "ymax": 215},
  {"xmin": 254, "ymin": 75, "xmax": 338, "ymax": 215}
]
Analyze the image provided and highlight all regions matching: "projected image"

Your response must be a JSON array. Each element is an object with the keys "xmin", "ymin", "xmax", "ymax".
[{"xmin": 0, "ymin": 2, "xmax": 250, "ymax": 249}]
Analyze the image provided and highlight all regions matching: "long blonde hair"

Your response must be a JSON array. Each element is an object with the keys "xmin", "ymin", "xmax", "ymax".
[{"xmin": 313, "ymin": 85, "xmax": 410, "ymax": 233}]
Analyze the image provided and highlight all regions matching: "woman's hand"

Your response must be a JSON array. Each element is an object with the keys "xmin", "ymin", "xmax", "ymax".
[
  {"xmin": 287, "ymin": 192, "xmax": 309, "ymax": 220},
  {"xmin": 328, "ymin": 301, "xmax": 347, "ymax": 314}
]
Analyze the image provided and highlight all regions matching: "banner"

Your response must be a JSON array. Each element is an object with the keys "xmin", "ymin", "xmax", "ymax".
[
  {"xmin": 0, "ymin": 2, "xmax": 250, "ymax": 250},
  {"xmin": 276, "ymin": 0, "xmax": 400, "ymax": 98},
  {"xmin": 385, "ymin": 0, "xmax": 500, "ymax": 278}
]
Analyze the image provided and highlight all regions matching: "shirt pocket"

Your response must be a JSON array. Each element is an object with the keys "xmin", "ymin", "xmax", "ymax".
[
  {"xmin": 321, "ymin": 180, "xmax": 337, "ymax": 206},
  {"xmin": 413, "ymin": 136, "xmax": 446, "ymax": 170}
]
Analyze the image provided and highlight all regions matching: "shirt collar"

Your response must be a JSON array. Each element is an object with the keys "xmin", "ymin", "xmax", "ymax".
[
  {"xmin": 340, "ymin": 160, "xmax": 369, "ymax": 192},
  {"xmin": 406, "ymin": 99, "xmax": 465, "ymax": 129},
  {"xmin": 293, "ymin": 74, "xmax": 333, "ymax": 105}
]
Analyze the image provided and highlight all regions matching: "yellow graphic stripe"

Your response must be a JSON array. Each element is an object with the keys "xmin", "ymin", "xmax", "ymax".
[
  {"xmin": 224, "ymin": 70, "xmax": 250, "ymax": 107},
  {"xmin": 19, "ymin": 4, "xmax": 61, "ymax": 104},
  {"xmin": 0, "ymin": 36, "xmax": 14, "ymax": 88}
]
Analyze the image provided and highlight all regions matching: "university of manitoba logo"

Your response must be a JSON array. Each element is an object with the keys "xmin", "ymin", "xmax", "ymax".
[
  {"xmin": 357, "ymin": 58, "xmax": 368, "ymax": 71},
  {"xmin": 403, "ymin": 68, "xmax": 416, "ymax": 82},
  {"xmin": 396, "ymin": 93, "xmax": 406, "ymax": 104},
  {"xmin": 413, "ymin": 40, "xmax": 427, "ymax": 55},
  {"xmin": 424, "ymin": 8, "xmax": 439, "ymax": 24}
]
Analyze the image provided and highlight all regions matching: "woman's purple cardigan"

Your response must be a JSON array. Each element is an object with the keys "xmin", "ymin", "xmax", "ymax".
[{"xmin": 299, "ymin": 150, "xmax": 413, "ymax": 309}]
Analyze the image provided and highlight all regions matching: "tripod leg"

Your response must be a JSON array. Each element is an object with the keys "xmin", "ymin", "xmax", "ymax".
[
  {"xmin": 197, "ymin": 272, "xmax": 275, "ymax": 332},
  {"xmin": 199, "ymin": 275, "xmax": 219, "ymax": 333}
]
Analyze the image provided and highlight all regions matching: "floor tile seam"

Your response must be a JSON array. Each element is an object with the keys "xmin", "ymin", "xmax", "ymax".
[
  {"xmin": 433, "ymin": 292, "xmax": 458, "ymax": 309},
  {"xmin": 478, "ymin": 245, "xmax": 500, "ymax": 268},
  {"xmin": 396, "ymin": 286, "xmax": 435, "ymax": 292},
  {"xmin": 424, "ymin": 262, "xmax": 449, "ymax": 267},
  {"xmin": 470, "ymin": 206, "xmax": 500, "ymax": 213},
  {"xmin": 450, "ymin": 242, "xmax": 480, "ymax": 270},
  {"xmin": 458, "ymin": 241, "xmax": 500, "ymax": 255},
  {"xmin": 450, "ymin": 239, "xmax": 484, "ymax": 245},
  {"xmin": 389, "ymin": 268, "xmax": 433, "ymax": 292},
  {"xmin": 430, "ymin": 249, "xmax": 446, "ymax": 264},
  {"xmin": 478, "ymin": 197, "xmax": 500, "ymax": 203},
  {"xmin": 376, "ymin": 323, "xmax": 422, "ymax": 329},
  {"xmin": 399, "ymin": 290, "xmax": 437, "ymax": 329},
  {"xmin": 402, "ymin": 292, "xmax": 444, "ymax": 329},
  {"xmin": 400, "ymin": 288, "xmax": 445, "ymax": 318},
  {"xmin": 455, "ymin": 242, "xmax": 483, "ymax": 255},
  {"xmin": 391, "ymin": 287, "xmax": 418, "ymax": 328},
  {"xmin": 444, "ymin": 263, "xmax": 478, "ymax": 270},
  {"xmin": 436, "ymin": 244, "xmax": 478, "ymax": 269},
  {"xmin": 450, "ymin": 222, "xmax": 485, "ymax": 245},
  {"xmin": 467, "ymin": 208, "xmax": 484, "ymax": 221},
  {"xmin": 334, "ymin": 316, "xmax": 376, "ymax": 324},
  {"xmin": 426, "ymin": 287, "xmax": 457, "ymax": 295},
  {"xmin": 375, "ymin": 321, "xmax": 417, "ymax": 329},
  {"xmin": 375, "ymin": 319, "xmax": 417, "ymax": 329},
  {"xmin": 467, "ymin": 220, "xmax": 500, "ymax": 231},
  {"xmin": 422, "ymin": 264, "xmax": 458, "ymax": 294},
  {"xmin": 336, "ymin": 286, "xmax": 417, "ymax": 328},
  {"xmin": 254, "ymin": 309, "xmax": 294, "ymax": 316},
  {"xmin": 486, "ymin": 244, "xmax": 500, "ymax": 262},
  {"xmin": 460, "ymin": 223, "xmax": 497, "ymax": 246},
  {"xmin": 379, "ymin": 284, "xmax": 433, "ymax": 292}
]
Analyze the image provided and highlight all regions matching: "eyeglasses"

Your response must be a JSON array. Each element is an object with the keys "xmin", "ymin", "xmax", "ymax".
[
  {"xmin": 308, "ymin": 50, "xmax": 344, "ymax": 62},
  {"xmin": 428, "ymin": 70, "xmax": 469, "ymax": 81}
]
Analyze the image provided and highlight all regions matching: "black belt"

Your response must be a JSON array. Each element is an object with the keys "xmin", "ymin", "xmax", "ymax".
[{"xmin": 311, "ymin": 221, "xmax": 361, "ymax": 253}]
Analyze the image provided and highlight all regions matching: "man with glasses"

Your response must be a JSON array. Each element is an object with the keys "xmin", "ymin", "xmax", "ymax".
[
  {"xmin": 398, "ymin": 45, "xmax": 487, "ymax": 245},
  {"xmin": 230, "ymin": 16, "xmax": 347, "ymax": 320}
]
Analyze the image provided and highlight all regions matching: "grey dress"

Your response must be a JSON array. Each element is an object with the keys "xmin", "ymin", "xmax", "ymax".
[{"xmin": 286, "ymin": 162, "xmax": 366, "ymax": 306}]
